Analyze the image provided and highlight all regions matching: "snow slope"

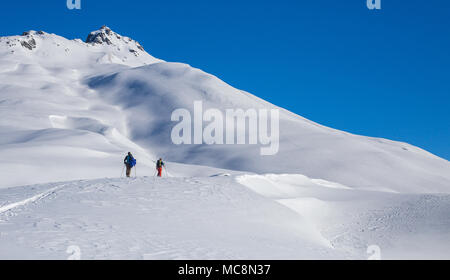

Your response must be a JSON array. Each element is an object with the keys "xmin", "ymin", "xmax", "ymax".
[
  {"xmin": 0, "ymin": 27, "xmax": 162, "ymax": 187},
  {"xmin": 0, "ymin": 176, "xmax": 337, "ymax": 260},
  {"xmin": 0, "ymin": 26, "xmax": 448, "ymax": 192},
  {"xmin": 86, "ymin": 62, "xmax": 450, "ymax": 193},
  {"xmin": 237, "ymin": 174, "xmax": 450, "ymax": 259},
  {"xmin": 1, "ymin": 174, "xmax": 448, "ymax": 259}
]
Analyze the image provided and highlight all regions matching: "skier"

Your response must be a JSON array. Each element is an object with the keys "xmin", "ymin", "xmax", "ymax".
[
  {"xmin": 156, "ymin": 158, "xmax": 165, "ymax": 177},
  {"xmin": 123, "ymin": 152, "xmax": 136, "ymax": 178}
]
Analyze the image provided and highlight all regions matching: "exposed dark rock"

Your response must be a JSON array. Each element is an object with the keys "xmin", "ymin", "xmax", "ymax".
[
  {"xmin": 21, "ymin": 38, "xmax": 37, "ymax": 50},
  {"xmin": 22, "ymin": 30, "xmax": 45, "ymax": 36},
  {"xmin": 86, "ymin": 31, "xmax": 113, "ymax": 45},
  {"xmin": 136, "ymin": 43, "xmax": 145, "ymax": 52},
  {"xmin": 86, "ymin": 26, "xmax": 114, "ymax": 45},
  {"xmin": 129, "ymin": 49, "xmax": 139, "ymax": 57},
  {"xmin": 85, "ymin": 26, "xmax": 146, "ymax": 52}
]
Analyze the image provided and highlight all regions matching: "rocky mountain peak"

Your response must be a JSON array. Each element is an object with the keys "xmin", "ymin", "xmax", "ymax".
[{"xmin": 85, "ymin": 26, "xmax": 145, "ymax": 52}]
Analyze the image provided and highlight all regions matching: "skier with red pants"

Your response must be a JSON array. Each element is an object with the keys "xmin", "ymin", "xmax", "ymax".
[{"xmin": 156, "ymin": 158, "xmax": 165, "ymax": 177}]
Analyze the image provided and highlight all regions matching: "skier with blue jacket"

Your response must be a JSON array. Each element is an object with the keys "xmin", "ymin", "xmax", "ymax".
[{"xmin": 124, "ymin": 152, "xmax": 136, "ymax": 177}]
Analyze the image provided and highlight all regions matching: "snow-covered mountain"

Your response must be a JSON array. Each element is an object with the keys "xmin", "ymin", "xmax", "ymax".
[
  {"xmin": 0, "ymin": 26, "xmax": 449, "ymax": 193},
  {"xmin": 0, "ymin": 26, "xmax": 449, "ymax": 259},
  {"xmin": 0, "ymin": 26, "xmax": 161, "ymax": 69}
]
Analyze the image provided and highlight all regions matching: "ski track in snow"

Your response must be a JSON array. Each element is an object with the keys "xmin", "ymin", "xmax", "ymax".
[{"xmin": 0, "ymin": 185, "xmax": 63, "ymax": 214}]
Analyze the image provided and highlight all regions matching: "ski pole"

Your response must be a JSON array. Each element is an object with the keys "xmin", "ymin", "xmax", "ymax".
[
  {"xmin": 165, "ymin": 165, "xmax": 172, "ymax": 177},
  {"xmin": 121, "ymin": 165, "xmax": 125, "ymax": 177}
]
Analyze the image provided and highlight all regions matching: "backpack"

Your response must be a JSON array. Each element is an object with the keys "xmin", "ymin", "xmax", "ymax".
[
  {"xmin": 126, "ymin": 155, "xmax": 136, "ymax": 167},
  {"xmin": 129, "ymin": 157, "xmax": 136, "ymax": 167},
  {"xmin": 156, "ymin": 160, "xmax": 163, "ymax": 168}
]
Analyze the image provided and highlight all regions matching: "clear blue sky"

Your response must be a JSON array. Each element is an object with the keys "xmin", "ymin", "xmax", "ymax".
[{"xmin": 2, "ymin": 0, "xmax": 449, "ymax": 160}]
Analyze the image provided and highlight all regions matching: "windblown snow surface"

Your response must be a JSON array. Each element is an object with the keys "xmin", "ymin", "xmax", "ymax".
[{"xmin": 0, "ymin": 26, "xmax": 449, "ymax": 259}]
